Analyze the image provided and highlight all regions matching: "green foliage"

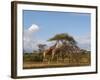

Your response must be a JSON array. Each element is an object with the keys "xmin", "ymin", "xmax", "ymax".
[
  {"xmin": 23, "ymin": 53, "xmax": 32, "ymax": 61},
  {"xmin": 48, "ymin": 33, "xmax": 77, "ymax": 45},
  {"xmin": 23, "ymin": 53, "xmax": 43, "ymax": 62},
  {"xmin": 30, "ymin": 55, "xmax": 43, "ymax": 62}
]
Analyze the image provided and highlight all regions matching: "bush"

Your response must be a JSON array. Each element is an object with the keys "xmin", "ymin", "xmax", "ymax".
[
  {"xmin": 30, "ymin": 54, "xmax": 43, "ymax": 62},
  {"xmin": 23, "ymin": 53, "xmax": 43, "ymax": 62}
]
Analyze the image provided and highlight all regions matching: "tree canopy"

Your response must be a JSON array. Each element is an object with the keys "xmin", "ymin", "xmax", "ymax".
[{"xmin": 48, "ymin": 33, "xmax": 77, "ymax": 45}]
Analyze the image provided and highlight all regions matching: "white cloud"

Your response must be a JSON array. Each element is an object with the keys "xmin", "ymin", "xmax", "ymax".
[
  {"xmin": 28, "ymin": 24, "xmax": 39, "ymax": 32},
  {"xmin": 23, "ymin": 24, "xmax": 40, "ymax": 53},
  {"xmin": 23, "ymin": 24, "xmax": 54, "ymax": 53}
]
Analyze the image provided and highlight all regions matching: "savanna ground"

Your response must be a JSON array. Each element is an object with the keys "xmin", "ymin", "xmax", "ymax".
[{"xmin": 23, "ymin": 52, "xmax": 91, "ymax": 69}]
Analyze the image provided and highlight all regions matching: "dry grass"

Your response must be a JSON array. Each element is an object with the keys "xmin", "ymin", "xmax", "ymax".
[{"xmin": 23, "ymin": 52, "xmax": 91, "ymax": 69}]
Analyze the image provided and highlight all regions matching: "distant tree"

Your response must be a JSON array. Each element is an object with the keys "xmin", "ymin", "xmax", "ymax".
[
  {"xmin": 38, "ymin": 44, "xmax": 47, "ymax": 53},
  {"xmin": 33, "ymin": 50, "xmax": 38, "ymax": 53}
]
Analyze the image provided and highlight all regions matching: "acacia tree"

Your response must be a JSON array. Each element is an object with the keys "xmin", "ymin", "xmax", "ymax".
[
  {"xmin": 48, "ymin": 33, "xmax": 77, "ymax": 46},
  {"xmin": 48, "ymin": 33, "xmax": 82, "ymax": 63},
  {"xmin": 47, "ymin": 33, "xmax": 81, "ymax": 55}
]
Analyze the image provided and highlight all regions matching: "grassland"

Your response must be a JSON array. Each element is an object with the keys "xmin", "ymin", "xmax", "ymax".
[{"xmin": 23, "ymin": 52, "xmax": 91, "ymax": 69}]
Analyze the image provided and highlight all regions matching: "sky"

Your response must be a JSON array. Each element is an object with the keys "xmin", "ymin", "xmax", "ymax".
[{"xmin": 23, "ymin": 10, "xmax": 91, "ymax": 53}]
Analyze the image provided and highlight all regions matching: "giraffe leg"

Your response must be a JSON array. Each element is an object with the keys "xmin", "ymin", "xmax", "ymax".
[
  {"xmin": 52, "ymin": 50, "xmax": 55, "ymax": 61},
  {"xmin": 43, "ymin": 52, "xmax": 46, "ymax": 62}
]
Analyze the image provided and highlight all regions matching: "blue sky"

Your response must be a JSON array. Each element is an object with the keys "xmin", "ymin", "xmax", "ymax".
[{"xmin": 23, "ymin": 10, "xmax": 91, "ymax": 52}]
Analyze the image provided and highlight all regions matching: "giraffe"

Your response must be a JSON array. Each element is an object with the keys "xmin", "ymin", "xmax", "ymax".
[
  {"xmin": 43, "ymin": 40, "xmax": 81, "ymax": 63},
  {"xmin": 51, "ymin": 43, "xmax": 81, "ymax": 63},
  {"xmin": 43, "ymin": 42, "xmax": 58, "ymax": 62},
  {"xmin": 66, "ymin": 44, "xmax": 81, "ymax": 64},
  {"xmin": 51, "ymin": 43, "xmax": 67, "ymax": 61}
]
